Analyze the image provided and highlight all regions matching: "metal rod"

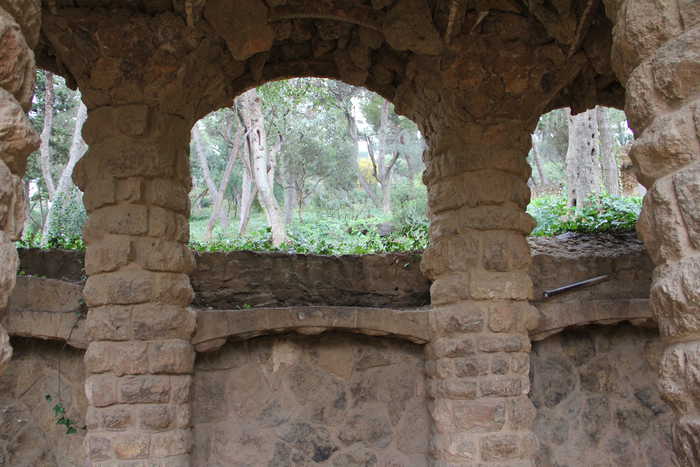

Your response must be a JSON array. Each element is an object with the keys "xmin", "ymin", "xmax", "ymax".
[{"xmin": 542, "ymin": 274, "xmax": 610, "ymax": 299}]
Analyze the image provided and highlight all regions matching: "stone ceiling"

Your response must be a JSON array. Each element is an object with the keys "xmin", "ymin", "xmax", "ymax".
[{"xmin": 34, "ymin": 0, "xmax": 623, "ymax": 128}]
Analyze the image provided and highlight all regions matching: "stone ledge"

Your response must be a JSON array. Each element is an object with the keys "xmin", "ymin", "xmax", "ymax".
[
  {"xmin": 3, "ymin": 309, "xmax": 88, "ymax": 349},
  {"xmin": 530, "ymin": 298, "xmax": 654, "ymax": 341},
  {"xmin": 193, "ymin": 306, "xmax": 431, "ymax": 352},
  {"xmin": 3, "ymin": 275, "xmax": 656, "ymax": 350}
]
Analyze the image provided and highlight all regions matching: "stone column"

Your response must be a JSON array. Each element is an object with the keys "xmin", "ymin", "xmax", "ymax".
[
  {"xmin": 422, "ymin": 121, "xmax": 539, "ymax": 466},
  {"xmin": 608, "ymin": 2, "xmax": 700, "ymax": 463},
  {"xmin": 0, "ymin": 1, "xmax": 41, "ymax": 374},
  {"xmin": 75, "ymin": 104, "xmax": 197, "ymax": 466}
]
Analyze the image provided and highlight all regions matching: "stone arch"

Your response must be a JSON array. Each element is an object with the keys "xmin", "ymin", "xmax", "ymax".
[{"xmin": 6, "ymin": 1, "xmax": 694, "ymax": 465}]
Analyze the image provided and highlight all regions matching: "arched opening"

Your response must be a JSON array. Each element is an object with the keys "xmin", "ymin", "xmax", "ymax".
[
  {"xmin": 188, "ymin": 77, "xmax": 427, "ymax": 255},
  {"xmin": 526, "ymin": 106, "xmax": 642, "ymax": 238}
]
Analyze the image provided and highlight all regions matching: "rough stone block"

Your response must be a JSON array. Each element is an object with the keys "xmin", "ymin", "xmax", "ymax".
[
  {"xmin": 112, "ymin": 432, "xmax": 150, "ymax": 460},
  {"xmin": 85, "ymin": 341, "xmax": 148, "ymax": 376},
  {"xmin": 479, "ymin": 335, "xmax": 530, "ymax": 353},
  {"xmin": 86, "ymin": 204, "xmax": 149, "ymax": 236},
  {"xmin": 426, "ymin": 337, "xmax": 476, "ymax": 359},
  {"xmin": 673, "ymin": 162, "xmax": 700, "ymax": 250},
  {"xmin": 652, "ymin": 258, "xmax": 700, "ymax": 337},
  {"xmin": 132, "ymin": 304, "xmax": 196, "ymax": 340},
  {"xmin": 86, "ymin": 374, "xmax": 118, "ymax": 407},
  {"xmin": 87, "ymin": 305, "xmax": 133, "ymax": 341},
  {"xmin": 470, "ymin": 271, "xmax": 532, "ymax": 301},
  {"xmin": 87, "ymin": 405, "xmax": 134, "ymax": 431},
  {"xmin": 145, "ymin": 178, "xmax": 190, "ymax": 214},
  {"xmin": 0, "ymin": 88, "xmax": 38, "ymax": 173},
  {"xmin": 150, "ymin": 429, "xmax": 191, "ymax": 457},
  {"xmin": 480, "ymin": 433, "xmax": 521, "ymax": 461},
  {"xmin": 140, "ymin": 404, "xmax": 174, "ymax": 431},
  {"xmin": 432, "ymin": 398, "xmax": 506, "ymax": 433},
  {"xmin": 479, "ymin": 376, "xmax": 526, "ymax": 397},
  {"xmin": 85, "ymin": 234, "xmax": 133, "ymax": 275},
  {"xmin": 431, "ymin": 432, "xmax": 477, "ymax": 462},
  {"xmin": 170, "ymin": 375, "xmax": 192, "ymax": 404},
  {"xmin": 147, "ymin": 339, "xmax": 195, "ymax": 374},
  {"xmin": 119, "ymin": 375, "xmax": 171, "ymax": 404},
  {"xmin": 86, "ymin": 434, "xmax": 113, "ymax": 462},
  {"xmin": 429, "ymin": 303, "xmax": 485, "ymax": 337}
]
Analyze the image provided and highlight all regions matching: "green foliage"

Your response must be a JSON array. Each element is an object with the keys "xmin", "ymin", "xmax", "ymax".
[
  {"xmin": 44, "ymin": 395, "xmax": 79, "ymax": 435},
  {"xmin": 48, "ymin": 188, "xmax": 86, "ymax": 242},
  {"xmin": 528, "ymin": 194, "xmax": 641, "ymax": 236},
  {"xmin": 190, "ymin": 211, "xmax": 429, "ymax": 255},
  {"xmin": 391, "ymin": 178, "xmax": 428, "ymax": 227}
]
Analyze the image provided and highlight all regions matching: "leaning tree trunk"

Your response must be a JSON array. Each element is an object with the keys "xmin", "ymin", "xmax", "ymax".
[
  {"xmin": 530, "ymin": 133, "xmax": 547, "ymax": 187},
  {"xmin": 596, "ymin": 106, "xmax": 621, "ymax": 196},
  {"xmin": 192, "ymin": 122, "xmax": 227, "ymax": 228},
  {"xmin": 39, "ymin": 71, "xmax": 56, "ymax": 201},
  {"xmin": 41, "ymin": 102, "xmax": 88, "ymax": 246},
  {"xmin": 238, "ymin": 169, "xmax": 257, "ymax": 235},
  {"xmin": 344, "ymin": 109, "xmax": 381, "ymax": 209},
  {"xmin": 238, "ymin": 89, "xmax": 287, "ymax": 246},
  {"xmin": 204, "ymin": 123, "xmax": 244, "ymax": 242},
  {"xmin": 566, "ymin": 108, "xmax": 601, "ymax": 214}
]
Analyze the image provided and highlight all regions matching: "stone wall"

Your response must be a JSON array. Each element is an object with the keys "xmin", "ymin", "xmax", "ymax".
[
  {"xmin": 0, "ymin": 325, "xmax": 676, "ymax": 466},
  {"xmin": 16, "ymin": 232, "xmax": 653, "ymax": 309},
  {"xmin": 0, "ymin": 337, "xmax": 87, "ymax": 467},
  {"xmin": 531, "ymin": 324, "xmax": 673, "ymax": 467},
  {"xmin": 0, "ymin": 0, "xmax": 41, "ymax": 375},
  {"xmin": 192, "ymin": 332, "xmax": 430, "ymax": 466}
]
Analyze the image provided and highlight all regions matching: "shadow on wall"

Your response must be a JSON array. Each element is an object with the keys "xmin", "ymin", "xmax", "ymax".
[
  {"xmin": 192, "ymin": 332, "xmax": 430, "ymax": 466},
  {"xmin": 531, "ymin": 324, "xmax": 672, "ymax": 467}
]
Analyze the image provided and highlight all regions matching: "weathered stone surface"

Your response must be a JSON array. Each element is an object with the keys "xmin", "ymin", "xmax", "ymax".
[
  {"xmin": 192, "ymin": 333, "xmax": 428, "ymax": 465},
  {"xmin": 383, "ymin": 0, "xmax": 442, "ymax": 55},
  {"xmin": 531, "ymin": 325, "xmax": 673, "ymax": 466},
  {"xmin": 204, "ymin": 0, "xmax": 274, "ymax": 61},
  {"xmin": 0, "ymin": 8, "xmax": 35, "ymax": 110},
  {"xmin": 0, "ymin": 323, "xmax": 9, "ymax": 374},
  {"xmin": 0, "ymin": 338, "xmax": 87, "ymax": 466},
  {"xmin": 0, "ymin": 88, "xmax": 38, "ymax": 173},
  {"xmin": 191, "ymin": 250, "xmax": 428, "ymax": 308}
]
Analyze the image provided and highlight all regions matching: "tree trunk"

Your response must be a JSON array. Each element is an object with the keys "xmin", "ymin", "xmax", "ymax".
[
  {"xmin": 283, "ymin": 179, "xmax": 297, "ymax": 226},
  {"xmin": 238, "ymin": 89, "xmax": 287, "ymax": 246},
  {"xmin": 596, "ymin": 106, "xmax": 621, "ymax": 196},
  {"xmin": 39, "ymin": 71, "xmax": 56, "ymax": 200},
  {"xmin": 192, "ymin": 122, "xmax": 217, "ymax": 197},
  {"xmin": 344, "ymin": 109, "xmax": 381, "ymax": 208},
  {"xmin": 204, "ymin": 123, "xmax": 244, "ymax": 242},
  {"xmin": 41, "ymin": 102, "xmax": 87, "ymax": 246},
  {"xmin": 192, "ymin": 122, "xmax": 227, "ymax": 228},
  {"xmin": 530, "ymin": 133, "xmax": 547, "ymax": 186},
  {"xmin": 238, "ymin": 168, "xmax": 257, "ymax": 235},
  {"xmin": 381, "ymin": 176, "xmax": 392, "ymax": 215},
  {"xmin": 566, "ymin": 108, "xmax": 601, "ymax": 214}
]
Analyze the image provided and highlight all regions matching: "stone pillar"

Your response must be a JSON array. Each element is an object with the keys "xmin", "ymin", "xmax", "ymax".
[
  {"xmin": 608, "ymin": 2, "xmax": 700, "ymax": 463},
  {"xmin": 422, "ymin": 122, "xmax": 539, "ymax": 466},
  {"xmin": 75, "ymin": 104, "xmax": 197, "ymax": 466},
  {"xmin": 0, "ymin": 1, "xmax": 41, "ymax": 374}
]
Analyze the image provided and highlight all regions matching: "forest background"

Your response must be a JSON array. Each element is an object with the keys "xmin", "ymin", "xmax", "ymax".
[{"xmin": 20, "ymin": 72, "xmax": 643, "ymax": 255}]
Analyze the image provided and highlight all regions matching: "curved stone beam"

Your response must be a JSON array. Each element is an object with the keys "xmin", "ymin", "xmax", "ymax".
[
  {"xmin": 4, "ymin": 308, "xmax": 87, "ymax": 349},
  {"xmin": 193, "ymin": 306, "xmax": 430, "ymax": 352},
  {"xmin": 269, "ymin": 4, "xmax": 383, "ymax": 31},
  {"xmin": 530, "ymin": 298, "xmax": 654, "ymax": 341},
  {"xmin": 3, "ymin": 276, "xmax": 87, "ymax": 348}
]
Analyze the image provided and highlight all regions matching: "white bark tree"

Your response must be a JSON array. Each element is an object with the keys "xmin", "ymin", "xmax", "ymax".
[
  {"xmin": 40, "ymin": 102, "xmax": 88, "ymax": 245},
  {"xmin": 596, "ymin": 106, "xmax": 621, "ymax": 196},
  {"xmin": 204, "ymin": 113, "xmax": 245, "ymax": 242},
  {"xmin": 366, "ymin": 100, "xmax": 401, "ymax": 215},
  {"xmin": 566, "ymin": 108, "xmax": 602, "ymax": 214},
  {"xmin": 238, "ymin": 89, "xmax": 287, "ymax": 246}
]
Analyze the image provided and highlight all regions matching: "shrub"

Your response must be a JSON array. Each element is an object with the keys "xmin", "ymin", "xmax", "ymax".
[{"xmin": 528, "ymin": 194, "xmax": 641, "ymax": 236}]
